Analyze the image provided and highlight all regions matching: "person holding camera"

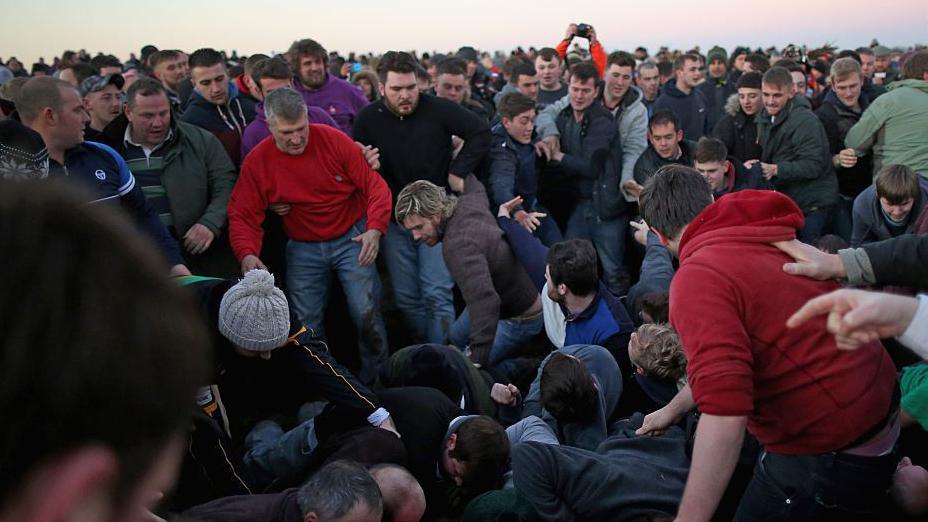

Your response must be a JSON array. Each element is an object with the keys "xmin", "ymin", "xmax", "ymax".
[{"xmin": 555, "ymin": 23, "xmax": 606, "ymax": 78}]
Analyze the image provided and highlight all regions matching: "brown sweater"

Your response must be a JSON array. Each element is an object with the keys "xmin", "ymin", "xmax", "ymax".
[{"xmin": 442, "ymin": 176, "xmax": 539, "ymax": 365}]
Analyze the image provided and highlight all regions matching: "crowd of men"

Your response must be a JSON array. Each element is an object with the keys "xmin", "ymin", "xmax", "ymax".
[{"xmin": 2, "ymin": 26, "xmax": 928, "ymax": 522}]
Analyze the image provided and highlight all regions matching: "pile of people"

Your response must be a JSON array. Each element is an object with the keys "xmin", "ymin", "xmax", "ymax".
[{"xmin": 2, "ymin": 27, "xmax": 928, "ymax": 522}]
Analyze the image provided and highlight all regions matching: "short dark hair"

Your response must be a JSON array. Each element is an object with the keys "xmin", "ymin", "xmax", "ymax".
[
  {"xmin": 673, "ymin": 53, "xmax": 700, "ymax": 71},
  {"xmin": 656, "ymin": 61, "xmax": 673, "ymax": 78},
  {"xmin": 536, "ymin": 47, "xmax": 561, "ymax": 63},
  {"xmin": 436, "ymin": 56, "xmax": 467, "ymax": 77},
  {"xmin": 835, "ymin": 49, "xmax": 862, "ymax": 65},
  {"xmin": 569, "ymin": 62, "xmax": 599, "ymax": 84},
  {"xmin": 762, "ymin": 66, "xmax": 793, "ymax": 90},
  {"xmin": 903, "ymin": 50, "xmax": 928, "ymax": 80},
  {"xmin": 188, "ymin": 48, "xmax": 224, "ymax": 70},
  {"xmin": 546, "ymin": 239, "xmax": 598, "ymax": 296},
  {"xmin": 377, "ymin": 51, "xmax": 419, "ymax": 83},
  {"xmin": 639, "ymin": 164, "xmax": 714, "ymax": 240},
  {"xmin": 90, "ymin": 54, "xmax": 122, "ymax": 71},
  {"xmin": 250, "ymin": 57, "xmax": 292, "ymax": 87},
  {"xmin": 0, "ymin": 180, "xmax": 208, "ymax": 510},
  {"xmin": 745, "ymin": 53, "xmax": 771, "ymax": 73},
  {"xmin": 502, "ymin": 55, "xmax": 530, "ymax": 78},
  {"xmin": 510, "ymin": 63, "xmax": 537, "ymax": 84},
  {"xmin": 540, "ymin": 352, "xmax": 598, "ymax": 424},
  {"xmin": 126, "ymin": 77, "xmax": 168, "ymax": 109},
  {"xmin": 149, "ymin": 49, "xmax": 183, "ymax": 69},
  {"xmin": 287, "ymin": 38, "xmax": 328, "ymax": 70},
  {"xmin": 640, "ymin": 292, "xmax": 670, "ymax": 324},
  {"xmin": 497, "ymin": 92, "xmax": 536, "ymax": 121},
  {"xmin": 777, "ymin": 59, "xmax": 804, "ymax": 74},
  {"xmin": 648, "ymin": 109, "xmax": 680, "ymax": 133},
  {"xmin": 856, "ymin": 47, "xmax": 875, "ymax": 57},
  {"xmin": 297, "ymin": 460, "xmax": 383, "ymax": 519},
  {"xmin": 244, "ymin": 53, "xmax": 270, "ymax": 76},
  {"xmin": 17, "ymin": 77, "xmax": 73, "ymax": 123},
  {"xmin": 607, "ymin": 51, "xmax": 636, "ymax": 69},
  {"xmin": 694, "ymin": 136, "xmax": 728, "ymax": 164},
  {"xmin": 63, "ymin": 62, "xmax": 97, "ymax": 85},
  {"xmin": 450, "ymin": 416, "xmax": 509, "ymax": 491},
  {"xmin": 876, "ymin": 164, "xmax": 920, "ymax": 205}
]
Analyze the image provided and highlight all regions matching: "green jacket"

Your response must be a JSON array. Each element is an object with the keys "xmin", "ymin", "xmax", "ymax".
[
  {"xmin": 845, "ymin": 79, "xmax": 928, "ymax": 178},
  {"xmin": 101, "ymin": 115, "xmax": 239, "ymax": 277},
  {"xmin": 756, "ymin": 97, "xmax": 838, "ymax": 212}
]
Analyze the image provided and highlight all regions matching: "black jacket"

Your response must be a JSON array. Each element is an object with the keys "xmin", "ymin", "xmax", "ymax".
[
  {"xmin": 712, "ymin": 93, "xmax": 762, "ymax": 162},
  {"xmin": 698, "ymin": 75, "xmax": 737, "ymax": 132},
  {"xmin": 654, "ymin": 79, "xmax": 709, "ymax": 141},
  {"xmin": 553, "ymin": 103, "xmax": 626, "ymax": 219},
  {"xmin": 714, "ymin": 155, "xmax": 774, "ymax": 198},
  {"xmin": 181, "ymin": 488, "xmax": 302, "ymax": 522},
  {"xmin": 862, "ymin": 234, "xmax": 928, "ymax": 289},
  {"xmin": 353, "ymin": 94, "xmax": 491, "ymax": 197},
  {"xmin": 815, "ymin": 89, "xmax": 873, "ymax": 198},
  {"xmin": 633, "ymin": 139, "xmax": 697, "ymax": 186}
]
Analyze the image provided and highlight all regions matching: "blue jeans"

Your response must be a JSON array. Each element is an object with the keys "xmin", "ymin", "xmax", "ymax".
[
  {"xmin": 286, "ymin": 218, "xmax": 389, "ymax": 385},
  {"xmin": 242, "ymin": 418, "xmax": 318, "ymax": 488},
  {"xmin": 381, "ymin": 221, "xmax": 455, "ymax": 344},
  {"xmin": 733, "ymin": 448, "xmax": 898, "ymax": 522},
  {"xmin": 450, "ymin": 308, "xmax": 544, "ymax": 367},
  {"xmin": 798, "ymin": 205, "xmax": 836, "ymax": 245},
  {"xmin": 565, "ymin": 202, "xmax": 628, "ymax": 295}
]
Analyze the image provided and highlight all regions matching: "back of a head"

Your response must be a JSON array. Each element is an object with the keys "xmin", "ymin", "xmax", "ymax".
[
  {"xmin": 903, "ymin": 49, "xmax": 928, "ymax": 80},
  {"xmin": 370, "ymin": 464, "xmax": 426, "ymax": 522},
  {"xmin": 546, "ymin": 239, "xmax": 598, "ymax": 297},
  {"xmin": 540, "ymin": 351, "xmax": 598, "ymax": 424},
  {"xmin": 639, "ymin": 164, "xmax": 714, "ymax": 241},
  {"xmin": 243, "ymin": 53, "xmax": 270, "ymax": 77},
  {"xmin": 632, "ymin": 323, "xmax": 686, "ymax": 381},
  {"xmin": 450, "ymin": 416, "xmax": 510, "ymax": 492},
  {"xmin": 16, "ymin": 76, "xmax": 72, "ymax": 124},
  {"xmin": 298, "ymin": 460, "xmax": 383, "ymax": 521},
  {"xmin": 0, "ymin": 180, "xmax": 209, "ymax": 513}
]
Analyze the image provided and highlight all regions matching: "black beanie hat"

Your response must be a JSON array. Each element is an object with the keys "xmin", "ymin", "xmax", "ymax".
[{"xmin": 736, "ymin": 71, "xmax": 763, "ymax": 90}]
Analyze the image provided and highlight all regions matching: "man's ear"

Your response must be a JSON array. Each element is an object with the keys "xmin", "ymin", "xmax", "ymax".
[
  {"xmin": 377, "ymin": 82, "xmax": 385, "ymax": 98},
  {"xmin": 723, "ymin": 159, "xmax": 731, "ymax": 173},
  {"xmin": 557, "ymin": 283, "xmax": 569, "ymax": 297},
  {"xmin": 446, "ymin": 432, "xmax": 457, "ymax": 452},
  {"xmin": 12, "ymin": 446, "xmax": 118, "ymax": 522},
  {"xmin": 675, "ymin": 129, "xmax": 684, "ymax": 143}
]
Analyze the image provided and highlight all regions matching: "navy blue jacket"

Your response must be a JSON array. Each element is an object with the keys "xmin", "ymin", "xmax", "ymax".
[
  {"xmin": 654, "ymin": 79, "xmax": 709, "ymax": 141},
  {"xmin": 51, "ymin": 141, "xmax": 183, "ymax": 266}
]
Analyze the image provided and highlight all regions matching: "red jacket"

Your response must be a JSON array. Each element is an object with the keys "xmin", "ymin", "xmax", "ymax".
[
  {"xmin": 228, "ymin": 124, "xmax": 391, "ymax": 261},
  {"xmin": 670, "ymin": 190, "xmax": 896, "ymax": 455}
]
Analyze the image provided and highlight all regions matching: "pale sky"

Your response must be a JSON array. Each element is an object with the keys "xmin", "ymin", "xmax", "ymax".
[{"xmin": 3, "ymin": 0, "xmax": 927, "ymax": 66}]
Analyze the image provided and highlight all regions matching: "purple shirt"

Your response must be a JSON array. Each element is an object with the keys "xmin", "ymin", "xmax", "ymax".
[
  {"xmin": 241, "ymin": 102, "xmax": 339, "ymax": 160},
  {"xmin": 291, "ymin": 74, "xmax": 369, "ymax": 137}
]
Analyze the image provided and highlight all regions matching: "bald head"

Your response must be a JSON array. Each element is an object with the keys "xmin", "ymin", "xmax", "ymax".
[{"xmin": 370, "ymin": 464, "xmax": 425, "ymax": 522}]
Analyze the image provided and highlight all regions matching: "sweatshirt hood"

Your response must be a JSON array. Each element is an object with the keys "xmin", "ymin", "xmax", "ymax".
[
  {"xmin": 190, "ymin": 80, "xmax": 241, "ymax": 105},
  {"xmin": 678, "ymin": 190, "xmax": 804, "ymax": 262},
  {"xmin": 887, "ymin": 78, "xmax": 928, "ymax": 94},
  {"xmin": 724, "ymin": 92, "xmax": 741, "ymax": 117},
  {"xmin": 660, "ymin": 79, "xmax": 688, "ymax": 98}
]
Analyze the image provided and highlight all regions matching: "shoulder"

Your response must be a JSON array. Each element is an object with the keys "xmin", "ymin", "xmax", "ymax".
[{"xmin": 82, "ymin": 141, "xmax": 126, "ymax": 167}]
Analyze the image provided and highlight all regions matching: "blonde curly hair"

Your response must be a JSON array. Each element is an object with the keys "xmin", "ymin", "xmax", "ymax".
[
  {"xmin": 394, "ymin": 180, "xmax": 457, "ymax": 224},
  {"xmin": 630, "ymin": 323, "xmax": 687, "ymax": 382}
]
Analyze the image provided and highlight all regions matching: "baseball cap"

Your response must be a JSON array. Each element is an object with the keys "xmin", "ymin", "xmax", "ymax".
[{"xmin": 79, "ymin": 73, "xmax": 125, "ymax": 97}]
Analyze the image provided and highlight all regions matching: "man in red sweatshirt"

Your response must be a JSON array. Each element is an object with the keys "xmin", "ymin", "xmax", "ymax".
[
  {"xmin": 638, "ymin": 165, "xmax": 899, "ymax": 522},
  {"xmin": 227, "ymin": 87, "xmax": 392, "ymax": 385}
]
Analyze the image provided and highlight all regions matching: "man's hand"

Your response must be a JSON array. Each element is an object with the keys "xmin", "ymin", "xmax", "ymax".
[
  {"xmin": 515, "ymin": 209, "xmax": 547, "ymax": 233},
  {"xmin": 448, "ymin": 173, "xmax": 465, "ymax": 193},
  {"xmin": 586, "ymin": 25, "xmax": 598, "ymax": 45},
  {"xmin": 241, "ymin": 254, "xmax": 267, "ymax": 274},
  {"xmin": 535, "ymin": 136, "xmax": 559, "ymax": 161},
  {"xmin": 786, "ymin": 289, "xmax": 919, "ymax": 350},
  {"xmin": 624, "ymin": 179, "xmax": 644, "ymax": 200},
  {"xmin": 545, "ymin": 139, "xmax": 564, "ymax": 163},
  {"xmin": 743, "ymin": 159, "xmax": 760, "ymax": 170},
  {"xmin": 491, "ymin": 383, "xmax": 521, "ymax": 407},
  {"xmin": 630, "ymin": 220, "xmax": 650, "ymax": 246},
  {"xmin": 760, "ymin": 162, "xmax": 778, "ymax": 180},
  {"xmin": 772, "ymin": 239, "xmax": 847, "ymax": 280},
  {"xmin": 893, "ymin": 458, "xmax": 928, "ymax": 516},
  {"xmin": 563, "ymin": 23, "xmax": 578, "ymax": 41},
  {"xmin": 183, "ymin": 223, "xmax": 215, "ymax": 255},
  {"xmin": 270, "ymin": 203, "xmax": 291, "ymax": 216},
  {"xmin": 169, "ymin": 264, "xmax": 192, "ymax": 277},
  {"xmin": 352, "ymin": 229, "xmax": 382, "ymax": 266},
  {"xmin": 837, "ymin": 148, "xmax": 858, "ymax": 169},
  {"xmin": 498, "ymin": 195, "xmax": 523, "ymax": 218},
  {"xmin": 356, "ymin": 141, "xmax": 381, "ymax": 170},
  {"xmin": 636, "ymin": 405, "xmax": 677, "ymax": 437}
]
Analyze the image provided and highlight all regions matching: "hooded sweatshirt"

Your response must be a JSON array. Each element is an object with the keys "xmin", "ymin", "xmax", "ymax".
[
  {"xmin": 291, "ymin": 74, "xmax": 369, "ymax": 137},
  {"xmin": 180, "ymin": 82, "xmax": 256, "ymax": 166},
  {"xmin": 653, "ymin": 79, "xmax": 709, "ymax": 141},
  {"xmin": 670, "ymin": 190, "xmax": 897, "ymax": 454}
]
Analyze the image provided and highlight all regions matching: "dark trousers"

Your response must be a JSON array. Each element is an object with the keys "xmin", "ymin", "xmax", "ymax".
[
  {"xmin": 732, "ymin": 448, "xmax": 898, "ymax": 522},
  {"xmin": 798, "ymin": 205, "xmax": 836, "ymax": 245}
]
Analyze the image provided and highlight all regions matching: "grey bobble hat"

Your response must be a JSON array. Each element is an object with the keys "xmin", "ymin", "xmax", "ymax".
[{"xmin": 219, "ymin": 269, "xmax": 290, "ymax": 352}]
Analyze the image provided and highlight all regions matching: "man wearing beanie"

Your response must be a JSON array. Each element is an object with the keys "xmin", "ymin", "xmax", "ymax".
[
  {"xmin": 698, "ymin": 46, "xmax": 736, "ymax": 132},
  {"xmin": 711, "ymin": 71, "xmax": 764, "ymax": 162},
  {"xmin": 179, "ymin": 269, "xmax": 398, "ymax": 492}
]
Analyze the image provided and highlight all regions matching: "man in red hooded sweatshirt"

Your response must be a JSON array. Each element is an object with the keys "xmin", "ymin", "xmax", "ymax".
[{"xmin": 638, "ymin": 165, "xmax": 899, "ymax": 522}]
